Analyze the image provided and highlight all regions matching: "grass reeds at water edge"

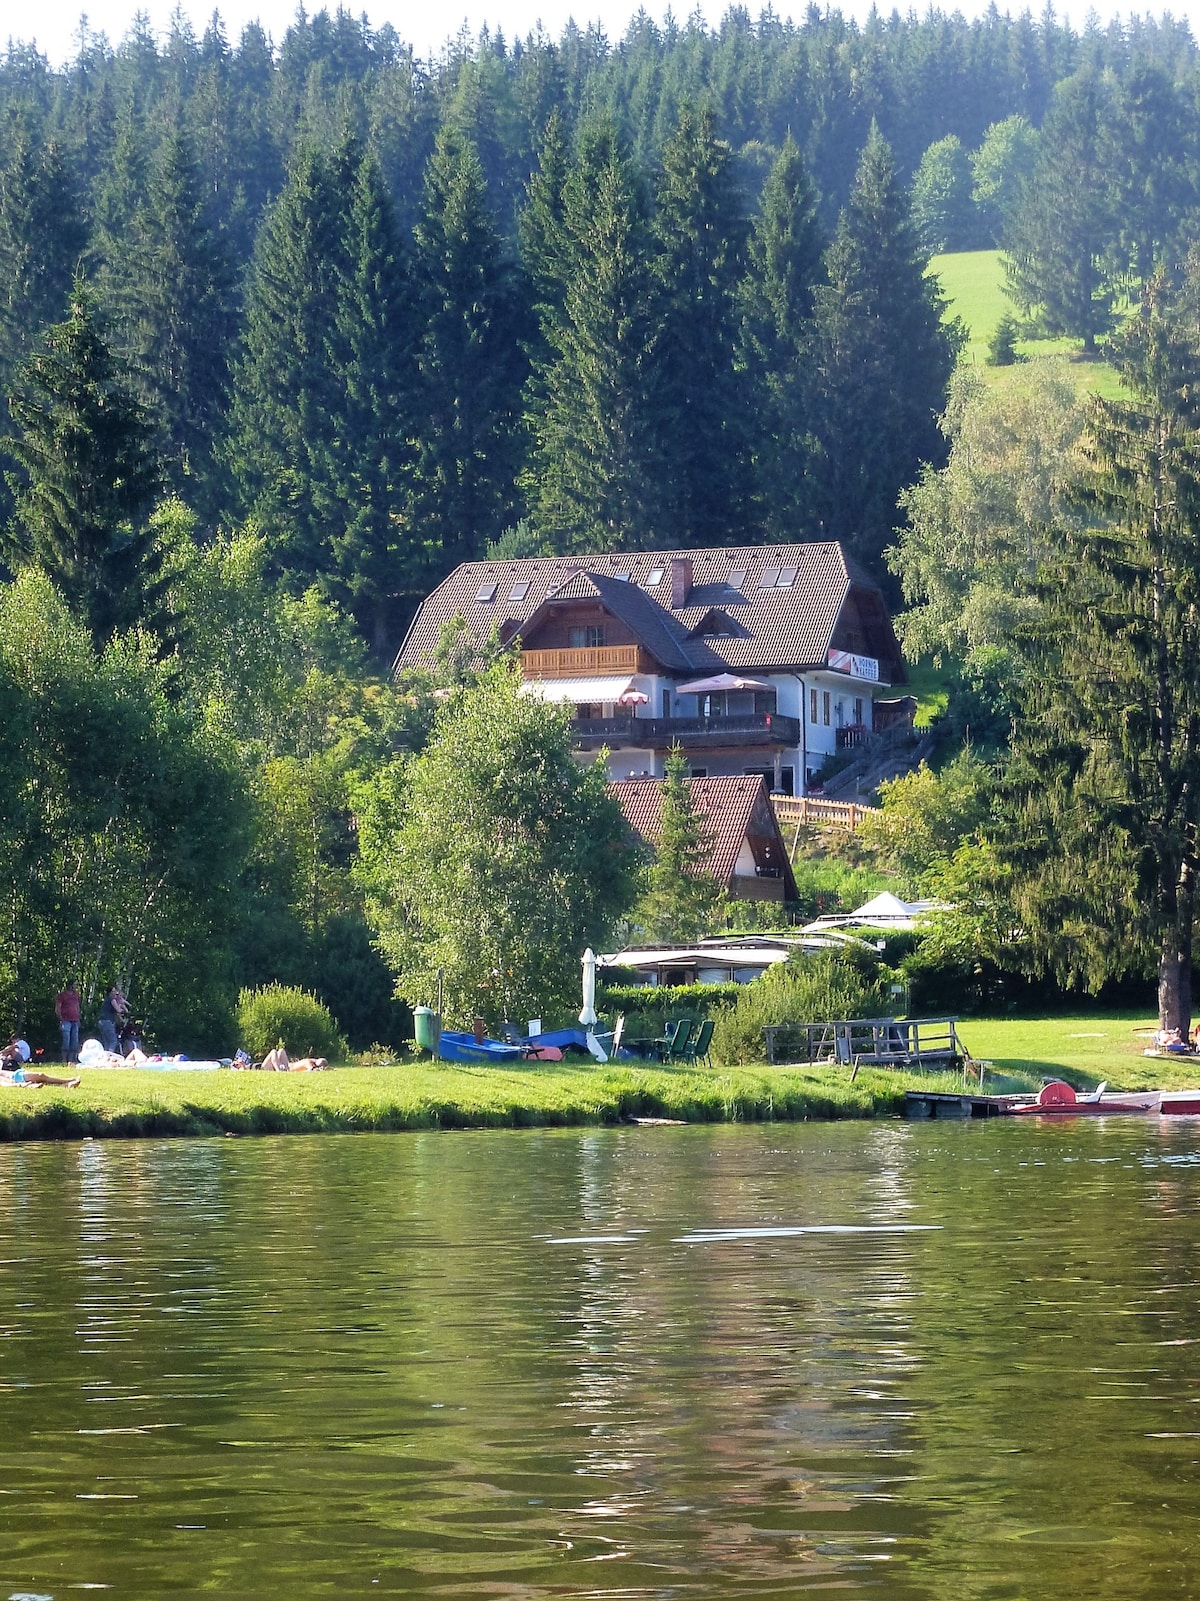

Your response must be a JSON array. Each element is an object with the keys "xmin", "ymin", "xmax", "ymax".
[{"xmin": 0, "ymin": 1060, "xmax": 1024, "ymax": 1141}]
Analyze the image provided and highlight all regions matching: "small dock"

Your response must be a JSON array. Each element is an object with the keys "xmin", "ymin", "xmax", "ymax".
[{"xmin": 905, "ymin": 1090, "xmax": 1019, "ymax": 1119}]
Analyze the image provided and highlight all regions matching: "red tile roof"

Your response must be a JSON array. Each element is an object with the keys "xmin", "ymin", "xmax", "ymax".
[{"xmin": 609, "ymin": 774, "xmax": 798, "ymax": 898}]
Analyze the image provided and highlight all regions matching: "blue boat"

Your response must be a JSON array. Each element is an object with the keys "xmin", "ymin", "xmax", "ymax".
[{"xmin": 436, "ymin": 1030, "xmax": 525, "ymax": 1064}]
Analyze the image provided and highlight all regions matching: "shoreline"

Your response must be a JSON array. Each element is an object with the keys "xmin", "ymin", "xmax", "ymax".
[{"xmin": 0, "ymin": 1060, "xmax": 999, "ymax": 1142}]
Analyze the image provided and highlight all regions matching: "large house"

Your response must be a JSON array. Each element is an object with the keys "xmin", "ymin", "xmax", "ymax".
[{"xmin": 394, "ymin": 543, "xmax": 907, "ymax": 795}]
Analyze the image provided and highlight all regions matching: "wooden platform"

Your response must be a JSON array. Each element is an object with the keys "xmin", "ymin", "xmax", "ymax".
[
  {"xmin": 763, "ymin": 1016, "xmax": 964, "ymax": 1071},
  {"xmin": 905, "ymin": 1090, "xmax": 1019, "ymax": 1119}
]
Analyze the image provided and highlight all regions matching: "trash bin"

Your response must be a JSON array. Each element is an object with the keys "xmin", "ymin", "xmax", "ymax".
[{"xmin": 413, "ymin": 1006, "xmax": 440, "ymax": 1055}]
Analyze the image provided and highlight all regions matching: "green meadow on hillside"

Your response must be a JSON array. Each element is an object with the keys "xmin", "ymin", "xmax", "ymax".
[{"xmin": 929, "ymin": 249, "xmax": 1123, "ymax": 400}]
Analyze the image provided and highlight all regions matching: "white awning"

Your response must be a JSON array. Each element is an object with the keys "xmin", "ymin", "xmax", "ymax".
[{"xmin": 522, "ymin": 676, "xmax": 638, "ymax": 704}]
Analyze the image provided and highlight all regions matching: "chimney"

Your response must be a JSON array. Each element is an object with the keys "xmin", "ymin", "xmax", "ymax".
[{"xmin": 669, "ymin": 556, "xmax": 693, "ymax": 609}]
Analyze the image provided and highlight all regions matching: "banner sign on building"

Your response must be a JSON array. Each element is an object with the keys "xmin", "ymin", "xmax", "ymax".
[{"xmin": 827, "ymin": 648, "xmax": 879, "ymax": 682}]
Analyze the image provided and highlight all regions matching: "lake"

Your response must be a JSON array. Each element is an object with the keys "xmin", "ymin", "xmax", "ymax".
[{"xmin": 2, "ymin": 1118, "xmax": 1199, "ymax": 1597}]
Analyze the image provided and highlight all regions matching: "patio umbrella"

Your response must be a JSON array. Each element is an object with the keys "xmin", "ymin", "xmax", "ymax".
[
  {"xmin": 579, "ymin": 948, "xmax": 607, "ymax": 1062},
  {"xmin": 579, "ymin": 947, "xmax": 598, "ymax": 1026},
  {"xmin": 675, "ymin": 672, "xmax": 772, "ymax": 694},
  {"xmin": 616, "ymin": 687, "xmax": 650, "ymax": 706}
]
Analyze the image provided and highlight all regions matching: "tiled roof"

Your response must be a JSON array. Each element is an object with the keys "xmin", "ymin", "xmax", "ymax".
[
  {"xmin": 609, "ymin": 774, "xmax": 798, "ymax": 898},
  {"xmin": 394, "ymin": 543, "xmax": 904, "ymax": 681}
]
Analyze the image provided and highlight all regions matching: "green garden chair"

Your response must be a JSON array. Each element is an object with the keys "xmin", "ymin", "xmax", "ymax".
[
  {"xmin": 677, "ymin": 1017, "xmax": 714, "ymax": 1068},
  {"xmin": 658, "ymin": 1018, "xmax": 698, "ymax": 1063}
]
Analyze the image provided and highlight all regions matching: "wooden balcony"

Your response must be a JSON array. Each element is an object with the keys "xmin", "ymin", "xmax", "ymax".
[
  {"xmin": 572, "ymin": 713, "xmax": 801, "ymax": 752},
  {"xmin": 521, "ymin": 645, "xmax": 654, "ymax": 678}
]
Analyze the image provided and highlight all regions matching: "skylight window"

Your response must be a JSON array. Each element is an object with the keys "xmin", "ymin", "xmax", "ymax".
[
  {"xmin": 508, "ymin": 580, "xmax": 530, "ymax": 601},
  {"xmin": 759, "ymin": 567, "xmax": 781, "ymax": 589},
  {"xmin": 476, "ymin": 582, "xmax": 498, "ymax": 602},
  {"xmin": 776, "ymin": 566, "xmax": 798, "ymax": 588},
  {"xmin": 614, "ymin": 572, "xmax": 631, "ymax": 582},
  {"xmin": 646, "ymin": 567, "xmax": 665, "ymax": 586},
  {"xmin": 727, "ymin": 568, "xmax": 747, "ymax": 590}
]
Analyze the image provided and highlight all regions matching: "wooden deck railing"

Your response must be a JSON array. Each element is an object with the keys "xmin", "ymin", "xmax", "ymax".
[
  {"xmin": 521, "ymin": 645, "xmax": 653, "ymax": 678},
  {"xmin": 771, "ymin": 794, "xmax": 878, "ymax": 831},
  {"xmin": 762, "ymin": 1017, "xmax": 963, "ymax": 1070}
]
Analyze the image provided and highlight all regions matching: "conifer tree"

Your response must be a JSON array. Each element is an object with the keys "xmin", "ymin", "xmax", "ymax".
[
  {"xmin": 95, "ymin": 123, "xmax": 236, "ymax": 510},
  {"xmin": 633, "ymin": 747, "xmax": 721, "ymax": 943},
  {"xmin": 652, "ymin": 103, "xmax": 753, "ymax": 545},
  {"xmin": 737, "ymin": 133, "xmax": 825, "ymax": 538},
  {"xmin": 522, "ymin": 118, "xmax": 664, "ymax": 551},
  {"xmin": 412, "ymin": 126, "xmax": 525, "ymax": 573},
  {"xmin": 1, "ymin": 284, "xmax": 164, "ymax": 643},
  {"xmin": 1004, "ymin": 67, "xmax": 1119, "ymax": 352},
  {"xmin": 0, "ymin": 114, "xmax": 86, "ymax": 395},
  {"xmin": 225, "ymin": 137, "xmax": 419, "ymax": 623},
  {"xmin": 1000, "ymin": 270, "xmax": 1200, "ymax": 1034},
  {"xmin": 809, "ymin": 124, "xmax": 960, "ymax": 567}
]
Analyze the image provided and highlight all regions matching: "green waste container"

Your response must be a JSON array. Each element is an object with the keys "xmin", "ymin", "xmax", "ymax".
[{"xmin": 413, "ymin": 1005, "xmax": 440, "ymax": 1055}]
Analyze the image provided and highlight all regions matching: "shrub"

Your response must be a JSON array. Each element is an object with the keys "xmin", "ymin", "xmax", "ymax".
[
  {"xmin": 987, "ymin": 313, "xmax": 1020, "ymax": 366},
  {"xmin": 711, "ymin": 950, "xmax": 891, "ymax": 1066},
  {"xmin": 598, "ymin": 981, "xmax": 744, "ymax": 1046},
  {"xmin": 236, "ymin": 984, "xmax": 347, "ymax": 1061}
]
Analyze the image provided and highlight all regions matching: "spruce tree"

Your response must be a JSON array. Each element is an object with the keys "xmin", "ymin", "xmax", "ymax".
[
  {"xmin": 809, "ymin": 124, "xmax": 961, "ymax": 567},
  {"xmin": 412, "ymin": 126, "xmax": 525, "ymax": 573},
  {"xmin": 225, "ymin": 138, "xmax": 419, "ymax": 629},
  {"xmin": 0, "ymin": 114, "xmax": 86, "ymax": 395},
  {"xmin": 633, "ymin": 747, "xmax": 721, "ymax": 943},
  {"xmin": 736, "ymin": 133, "xmax": 826, "ymax": 538},
  {"xmin": 652, "ymin": 102, "xmax": 753, "ymax": 545},
  {"xmin": 95, "ymin": 123, "xmax": 236, "ymax": 511},
  {"xmin": 522, "ymin": 118, "xmax": 664, "ymax": 552},
  {"xmin": 1000, "ymin": 270, "xmax": 1200, "ymax": 1033},
  {"xmin": 1, "ymin": 284, "xmax": 163, "ymax": 643},
  {"xmin": 1004, "ymin": 67, "xmax": 1119, "ymax": 352}
]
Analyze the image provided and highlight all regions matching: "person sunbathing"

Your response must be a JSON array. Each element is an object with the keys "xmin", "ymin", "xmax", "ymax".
[
  {"xmin": 0, "ymin": 1065, "xmax": 81, "ymax": 1088},
  {"xmin": 286, "ymin": 1056, "xmax": 328, "ymax": 1072},
  {"xmin": 260, "ymin": 1046, "xmax": 289, "ymax": 1071}
]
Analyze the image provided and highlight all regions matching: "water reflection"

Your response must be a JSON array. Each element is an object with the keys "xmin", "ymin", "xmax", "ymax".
[{"xmin": 1, "ymin": 1120, "xmax": 1199, "ymax": 1596}]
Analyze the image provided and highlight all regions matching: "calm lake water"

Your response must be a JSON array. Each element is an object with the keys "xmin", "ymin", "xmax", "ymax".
[{"xmin": 3, "ymin": 1118, "xmax": 1200, "ymax": 1597}]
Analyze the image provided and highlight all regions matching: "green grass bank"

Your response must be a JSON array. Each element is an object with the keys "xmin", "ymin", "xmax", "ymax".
[
  {"xmin": 1, "ymin": 1014, "xmax": 1191, "ymax": 1141},
  {"xmin": 0, "ymin": 1059, "xmax": 1008, "ymax": 1141}
]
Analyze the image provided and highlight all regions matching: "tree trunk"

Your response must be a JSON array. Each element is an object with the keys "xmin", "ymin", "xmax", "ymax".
[{"xmin": 1159, "ymin": 862, "xmax": 1194, "ymax": 1034}]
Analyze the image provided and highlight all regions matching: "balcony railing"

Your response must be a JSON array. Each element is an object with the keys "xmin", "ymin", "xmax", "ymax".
[
  {"xmin": 521, "ymin": 645, "xmax": 654, "ymax": 677},
  {"xmin": 572, "ymin": 713, "xmax": 801, "ymax": 750}
]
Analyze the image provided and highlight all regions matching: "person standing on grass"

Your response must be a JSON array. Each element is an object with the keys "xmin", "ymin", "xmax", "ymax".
[
  {"xmin": 96, "ymin": 985, "xmax": 127, "ymax": 1054},
  {"xmin": 55, "ymin": 980, "xmax": 81, "ymax": 1063}
]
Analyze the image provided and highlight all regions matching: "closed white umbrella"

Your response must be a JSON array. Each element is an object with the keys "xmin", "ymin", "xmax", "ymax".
[
  {"xmin": 676, "ymin": 672, "xmax": 772, "ymax": 694},
  {"xmin": 579, "ymin": 948, "xmax": 607, "ymax": 1062},
  {"xmin": 579, "ymin": 947, "xmax": 598, "ymax": 1026}
]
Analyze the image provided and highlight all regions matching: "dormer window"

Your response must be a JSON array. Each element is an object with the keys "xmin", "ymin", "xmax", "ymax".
[{"xmin": 476, "ymin": 582, "xmax": 498, "ymax": 602}]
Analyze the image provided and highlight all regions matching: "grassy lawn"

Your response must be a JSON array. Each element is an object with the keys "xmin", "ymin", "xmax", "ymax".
[
  {"xmin": 5, "ymin": 1015, "xmax": 1195, "ymax": 1140},
  {"xmin": 903, "ymin": 657, "xmax": 953, "ymax": 728},
  {"xmin": 0, "ymin": 1058, "xmax": 1018, "ymax": 1141},
  {"xmin": 958, "ymin": 1011, "xmax": 1200, "ymax": 1091},
  {"xmin": 928, "ymin": 248, "xmax": 1123, "ymax": 400}
]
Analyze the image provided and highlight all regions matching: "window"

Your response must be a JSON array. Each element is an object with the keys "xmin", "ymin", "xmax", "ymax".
[
  {"xmin": 810, "ymin": 687, "xmax": 818, "ymax": 723},
  {"xmin": 613, "ymin": 572, "xmax": 631, "ymax": 582},
  {"xmin": 823, "ymin": 691, "xmax": 831, "ymax": 726},
  {"xmin": 759, "ymin": 566, "xmax": 781, "ymax": 589},
  {"xmin": 689, "ymin": 767, "xmax": 708, "ymax": 778},
  {"xmin": 728, "ymin": 568, "xmax": 747, "ymax": 591},
  {"xmin": 646, "ymin": 567, "xmax": 665, "ymax": 586},
  {"xmin": 662, "ymin": 689, "xmax": 671, "ymax": 717},
  {"xmin": 776, "ymin": 565, "xmax": 797, "ymax": 588},
  {"xmin": 475, "ymin": 582, "xmax": 498, "ymax": 602},
  {"xmin": 508, "ymin": 580, "xmax": 530, "ymax": 602},
  {"xmin": 854, "ymin": 696, "xmax": 864, "ymax": 726},
  {"xmin": 568, "ymin": 625, "xmax": 605, "ymax": 648}
]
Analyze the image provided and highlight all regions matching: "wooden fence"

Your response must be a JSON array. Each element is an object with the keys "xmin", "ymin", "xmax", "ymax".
[
  {"xmin": 761, "ymin": 1016, "xmax": 964, "ymax": 1071},
  {"xmin": 771, "ymin": 794, "xmax": 878, "ymax": 832}
]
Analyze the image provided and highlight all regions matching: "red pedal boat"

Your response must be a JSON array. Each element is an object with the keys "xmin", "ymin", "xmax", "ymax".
[{"xmin": 1006, "ymin": 1080, "xmax": 1162, "ymax": 1116}]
